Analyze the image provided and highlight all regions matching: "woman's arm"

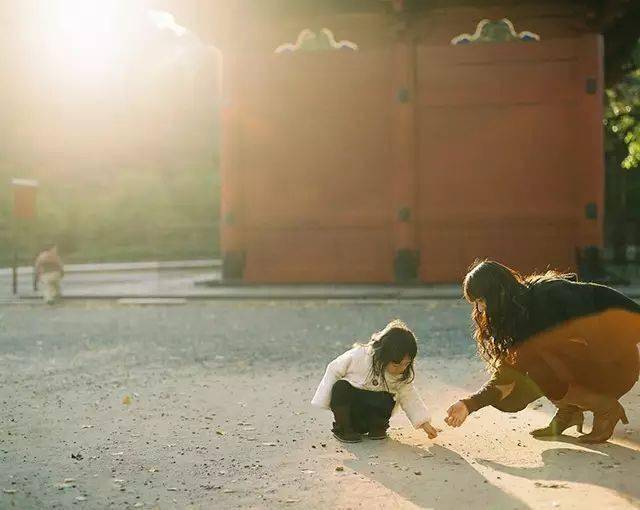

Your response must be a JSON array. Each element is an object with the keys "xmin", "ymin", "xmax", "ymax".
[
  {"xmin": 445, "ymin": 365, "xmax": 517, "ymax": 427},
  {"xmin": 462, "ymin": 372, "xmax": 509, "ymax": 413}
]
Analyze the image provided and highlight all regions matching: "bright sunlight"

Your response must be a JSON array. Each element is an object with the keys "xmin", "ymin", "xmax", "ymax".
[{"xmin": 37, "ymin": 0, "xmax": 129, "ymax": 76}]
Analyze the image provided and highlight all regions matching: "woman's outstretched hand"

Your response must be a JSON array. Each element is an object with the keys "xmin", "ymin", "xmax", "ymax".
[
  {"xmin": 421, "ymin": 422, "xmax": 439, "ymax": 439},
  {"xmin": 445, "ymin": 400, "xmax": 469, "ymax": 427}
]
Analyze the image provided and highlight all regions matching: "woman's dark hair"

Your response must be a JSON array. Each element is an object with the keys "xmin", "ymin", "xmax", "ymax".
[
  {"xmin": 369, "ymin": 319, "xmax": 418, "ymax": 385},
  {"xmin": 463, "ymin": 259, "xmax": 571, "ymax": 365}
]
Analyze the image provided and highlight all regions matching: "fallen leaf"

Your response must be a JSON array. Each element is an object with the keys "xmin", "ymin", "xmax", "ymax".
[
  {"xmin": 535, "ymin": 482, "xmax": 568, "ymax": 489},
  {"xmin": 335, "ymin": 466, "xmax": 344, "ymax": 472},
  {"xmin": 122, "ymin": 395, "xmax": 132, "ymax": 405},
  {"xmin": 215, "ymin": 430, "xmax": 225, "ymax": 436}
]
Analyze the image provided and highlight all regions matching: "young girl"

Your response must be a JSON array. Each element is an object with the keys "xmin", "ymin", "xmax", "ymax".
[{"xmin": 311, "ymin": 319, "xmax": 438, "ymax": 443}]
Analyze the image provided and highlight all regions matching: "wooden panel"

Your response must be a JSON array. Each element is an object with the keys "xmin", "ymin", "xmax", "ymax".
[
  {"xmin": 416, "ymin": 40, "xmax": 578, "ymax": 106},
  {"xmin": 244, "ymin": 227, "xmax": 393, "ymax": 282},
  {"xmin": 237, "ymin": 50, "xmax": 395, "ymax": 282},
  {"xmin": 419, "ymin": 218, "xmax": 579, "ymax": 283},
  {"xmin": 416, "ymin": 36, "xmax": 602, "ymax": 282}
]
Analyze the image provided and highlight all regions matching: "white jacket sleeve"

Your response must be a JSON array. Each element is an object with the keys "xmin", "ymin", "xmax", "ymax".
[
  {"xmin": 311, "ymin": 349, "xmax": 353, "ymax": 409},
  {"xmin": 395, "ymin": 382, "xmax": 431, "ymax": 428}
]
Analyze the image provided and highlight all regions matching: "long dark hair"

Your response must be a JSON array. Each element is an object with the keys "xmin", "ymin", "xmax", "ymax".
[
  {"xmin": 368, "ymin": 319, "xmax": 418, "ymax": 386},
  {"xmin": 463, "ymin": 259, "xmax": 572, "ymax": 365}
]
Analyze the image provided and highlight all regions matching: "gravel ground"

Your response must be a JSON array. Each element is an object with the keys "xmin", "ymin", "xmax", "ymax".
[{"xmin": 1, "ymin": 300, "xmax": 639, "ymax": 509}]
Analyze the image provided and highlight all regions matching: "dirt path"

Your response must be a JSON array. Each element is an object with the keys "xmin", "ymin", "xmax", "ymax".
[{"xmin": 1, "ymin": 301, "xmax": 639, "ymax": 509}]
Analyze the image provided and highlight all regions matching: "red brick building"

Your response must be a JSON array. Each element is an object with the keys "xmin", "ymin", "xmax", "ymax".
[{"xmin": 165, "ymin": 0, "xmax": 640, "ymax": 283}]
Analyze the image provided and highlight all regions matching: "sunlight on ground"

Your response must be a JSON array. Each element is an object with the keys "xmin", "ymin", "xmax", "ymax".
[{"xmin": 345, "ymin": 366, "xmax": 640, "ymax": 509}]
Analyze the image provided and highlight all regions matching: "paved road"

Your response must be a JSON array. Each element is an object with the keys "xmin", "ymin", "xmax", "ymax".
[
  {"xmin": 0, "ymin": 267, "xmax": 220, "ymax": 300},
  {"xmin": 3, "ymin": 261, "xmax": 640, "ymax": 301},
  {"xmin": 1, "ymin": 300, "xmax": 639, "ymax": 509}
]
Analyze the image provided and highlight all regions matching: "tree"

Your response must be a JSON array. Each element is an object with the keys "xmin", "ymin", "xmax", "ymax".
[{"xmin": 605, "ymin": 42, "xmax": 640, "ymax": 170}]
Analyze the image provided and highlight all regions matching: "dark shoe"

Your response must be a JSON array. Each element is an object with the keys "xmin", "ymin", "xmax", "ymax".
[
  {"xmin": 530, "ymin": 405, "xmax": 584, "ymax": 438},
  {"xmin": 331, "ymin": 406, "xmax": 362, "ymax": 443},
  {"xmin": 367, "ymin": 426, "xmax": 388, "ymax": 440},
  {"xmin": 579, "ymin": 402, "xmax": 629, "ymax": 444},
  {"xmin": 332, "ymin": 426, "xmax": 363, "ymax": 443}
]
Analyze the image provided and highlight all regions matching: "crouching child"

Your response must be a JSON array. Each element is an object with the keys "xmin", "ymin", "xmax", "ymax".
[{"xmin": 311, "ymin": 320, "xmax": 438, "ymax": 443}]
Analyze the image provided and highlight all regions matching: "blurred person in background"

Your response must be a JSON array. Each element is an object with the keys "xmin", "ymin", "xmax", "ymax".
[{"xmin": 35, "ymin": 245, "xmax": 64, "ymax": 304}]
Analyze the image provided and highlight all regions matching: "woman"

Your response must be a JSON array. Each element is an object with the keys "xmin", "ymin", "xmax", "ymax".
[{"xmin": 445, "ymin": 260, "xmax": 640, "ymax": 443}]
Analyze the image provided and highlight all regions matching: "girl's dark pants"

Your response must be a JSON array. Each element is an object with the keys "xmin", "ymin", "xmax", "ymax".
[{"xmin": 330, "ymin": 380, "xmax": 395, "ymax": 433}]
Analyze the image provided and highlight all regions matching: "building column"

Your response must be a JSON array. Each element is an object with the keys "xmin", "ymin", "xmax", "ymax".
[
  {"xmin": 220, "ymin": 52, "xmax": 245, "ymax": 280},
  {"xmin": 575, "ymin": 34, "xmax": 605, "ymax": 273},
  {"xmin": 391, "ymin": 31, "xmax": 419, "ymax": 282}
]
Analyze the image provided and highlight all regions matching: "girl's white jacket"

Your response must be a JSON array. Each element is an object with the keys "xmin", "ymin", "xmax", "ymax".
[{"xmin": 311, "ymin": 344, "xmax": 431, "ymax": 428}]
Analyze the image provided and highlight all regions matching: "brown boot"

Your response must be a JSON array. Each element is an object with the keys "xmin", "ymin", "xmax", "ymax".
[
  {"xmin": 579, "ymin": 402, "xmax": 628, "ymax": 444},
  {"xmin": 530, "ymin": 405, "xmax": 584, "ymax": 438},
  {"xmin": 331, "ymin": 406, "xmax": 362, "ymax": 443},
  {"xmin": 554, "ymin": 385, "xmax": 628, "ymax": 444}
]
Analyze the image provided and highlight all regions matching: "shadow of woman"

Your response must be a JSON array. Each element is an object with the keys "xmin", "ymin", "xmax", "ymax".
[
  {"xmin": 343, "ymin": 439, "xmax": 528, "ymax": 509},
  {"xmin": 477, "ymin": 437, "xmax": 640, "ymax": 503}
]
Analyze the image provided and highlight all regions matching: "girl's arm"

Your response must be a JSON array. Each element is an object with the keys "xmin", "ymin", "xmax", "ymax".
[
  {"xmin": 395, "ymin": 382, "xmax": 431, "ymax": 430},
  {"xmin": 310, "ymin": 349, "xmax": 353, "ymax": 409}
]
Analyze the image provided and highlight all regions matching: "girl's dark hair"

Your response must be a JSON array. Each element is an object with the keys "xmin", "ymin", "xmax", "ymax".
[
  {"xmin": 463, "ymin": 259, "xmax": 571, "ymax": 365},
  {"xmin": 369, "ymin": 319, "xmax": 418, "ymax": 385}
]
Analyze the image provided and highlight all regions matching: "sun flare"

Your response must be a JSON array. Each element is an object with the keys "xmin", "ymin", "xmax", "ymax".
[{"xmin": 39, "ymin": 0, "xmax": 126, "ymax": 76}]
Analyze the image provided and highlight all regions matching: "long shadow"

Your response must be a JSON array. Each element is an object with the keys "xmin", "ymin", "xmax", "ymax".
[
  {"xmin": 343, "ymin": 439, "xmax": 529, "ymax": 509},
  {"xmin": 477, "ymin": 436, "xmax": 640, "ymax": 503}
]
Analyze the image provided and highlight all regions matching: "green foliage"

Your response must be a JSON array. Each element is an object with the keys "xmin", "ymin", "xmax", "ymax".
[
  {"xmin": 0, "ymin": 165, "xmax": 220, "ymax": 267},
  {"xmin": 605, "ymin": 43, "xmax": 640, "ymax": 170}
]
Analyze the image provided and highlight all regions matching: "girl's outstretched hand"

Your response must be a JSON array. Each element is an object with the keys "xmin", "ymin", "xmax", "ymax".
[
  {"xmin": 445, "ymin": 400, "xmax": 469, "ymax": 427},
  {"xmin": 421, "ymin": 422, "xmax": 439, "ymax": 439}
]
